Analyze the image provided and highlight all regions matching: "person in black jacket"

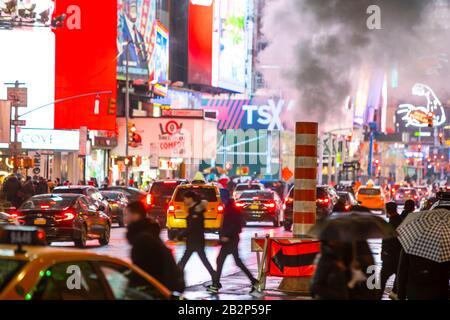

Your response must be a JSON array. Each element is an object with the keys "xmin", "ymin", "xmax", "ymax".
[
  {"xmin": 397, "ymin": 249, "xmax": 450, "ymax": 300},
  {"xmin": 126, "ymin": 201, "xmax": 185, "ymax": 293},
  {"xmin": 401, "ymin": 200, "xmax": 415, "ymax": 220},
  {"xmin": 177, "ymin": 191, "xmax": 216, "ymax": 282},
  {"xmin": 311, "ymin": 241, "xmax": 350, "ymax": 300},
  {"xmin": 208, "ymin": 192, "xmax": 258, "ymax": 294},
  {"xmin": 379, "ymin": 202, "xmax": 403, "ymax": 299}
]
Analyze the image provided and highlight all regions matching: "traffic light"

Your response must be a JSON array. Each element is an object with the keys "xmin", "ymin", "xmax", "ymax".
[
  {"xmin": 124, "ymin": 157, "xmax": 132, "ymax": 167},
  {"xmin": 128, "ymin": 123, "xmax": 140, "ymax": 146},
  {"xmin": 427, "ymin": 112, "xmax": 434, "ymax": 128},
  {"xmin": 439, "ymin": 132, "xmax": 444, "ymax": 146}
]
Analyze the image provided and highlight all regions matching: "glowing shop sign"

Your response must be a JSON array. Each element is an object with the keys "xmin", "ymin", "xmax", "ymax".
[{"xmin": 397, "ymin": 83, "xmax": 446, "ymax": 128}]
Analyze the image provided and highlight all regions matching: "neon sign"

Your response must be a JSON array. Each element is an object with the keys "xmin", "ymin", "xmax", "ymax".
[{"xmin": 397, "ymin": 83, "xmax": 447, "ymax": 127}]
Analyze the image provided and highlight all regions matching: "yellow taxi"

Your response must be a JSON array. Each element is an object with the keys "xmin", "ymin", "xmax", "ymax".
[
  {"xmin": 355, "ymin": 181, "xmax": 386, "ymax": 211},
  {"xmin": 166, "ymin": 183, "xmax": 224, "ymax": 240},
  {"xmin": 0, "ymin": 226, "xmax": 172, "ymax": 300}
]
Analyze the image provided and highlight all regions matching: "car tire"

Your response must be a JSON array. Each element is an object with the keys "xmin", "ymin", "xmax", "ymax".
[
  {"xmin": 74, "ymin": 225, "xmax": 87, "ymax": 248},
  {"xmin": 99, "ymin": 224, "xmax": 111, "ymax": 246},
  {"xmin": 168, "ymin": 229, "xmax": 178, "ymax": 241}
]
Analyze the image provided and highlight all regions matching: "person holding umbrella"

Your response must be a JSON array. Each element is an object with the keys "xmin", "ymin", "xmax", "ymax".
[{"xmin": 396, "ymin": 208, "xmax": 450, "ymax": 300}]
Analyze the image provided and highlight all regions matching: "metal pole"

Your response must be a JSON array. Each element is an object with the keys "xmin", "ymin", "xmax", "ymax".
[
  {"xmin": 368, "ymin": 130, "xmax": 374, "ymax": 177},
  {"xmin": 125, "ymin": 43, "xmax": 130, "ymax": 186},
  {"xmin": 317, "ymin": 134, "xmax": 324, "ymax": 185}
]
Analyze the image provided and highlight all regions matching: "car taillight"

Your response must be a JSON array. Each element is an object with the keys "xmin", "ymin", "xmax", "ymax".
[
  {"xmin": 36, "ymin": 229, "xmax": 46, "ymax": 242},
  {"xmin": 317, "ymin": 198, "xmax": 330, "ymax": 205},
  {"xmin": 167, "ymin": 203, "xmax": 175, "ymax": 215},
  {"xmin": 217, "ymin": 204, "xmax": 224, "ymax": 214},
  {"xmin": 146, "ymin": 194, "xmax": 153, "ymax": 206},
  {"xmin": 345, "ymin": 204, "xmax": 351, "ymax": 211},
  {"xmin": 263, "ymin": 201, "xmax": 276, "ymax": 208},
  {"xmin": 55, "ymin": 209, "xmax": 76, "ymax": 222},
  {"xmin": 235, "ymin": 201, "xmax": 245, "ymax": 208},
  {"xmin": 284, "ymin": 197, "xmax": 294, "ymax": 204},
  {"xmin": 414, "ymin": 195, "xmax": 419, "ymax": 200}
]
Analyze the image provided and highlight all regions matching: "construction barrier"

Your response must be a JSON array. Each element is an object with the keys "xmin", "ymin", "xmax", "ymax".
[
  {"xmin": 294, "ymin": 122, "xmax": 318, "ymax": 237},
  {"xmin": 251, "ymin": 236, "xmax": 321, "ymax": 292}
]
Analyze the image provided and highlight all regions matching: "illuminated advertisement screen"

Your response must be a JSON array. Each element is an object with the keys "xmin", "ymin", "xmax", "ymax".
[
  {"xmin": 150, "ymin": 21, "xmax": 170, "ymax": 96},
  {"xmin": 213, "ymin": 0, "xmax": 249, "ymax": 93},
  {"xmin": 0, "ymin": 0, "xmax": 55, "ymax": 129},
  {"xmin": 117, "ymin": 0, "xmax": 157, "ymax": 81}
]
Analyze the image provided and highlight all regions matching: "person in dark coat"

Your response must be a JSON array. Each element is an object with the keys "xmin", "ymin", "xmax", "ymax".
[
  {"xmin": 177, "ymin": 191, "xmax": 216, "ymax": 282},
  {"xmin": 311, "ymin": 241, "xmax": 350, "ymax": 300},
  {"xmin": 379, "ymin": 202, "xmax": 403, "ymax": 299},
  {"xmin": 208, "ymin": 190, "xmax": 258, "ymax": 293},
  {"xmin": 401, "ymin": 200, "xmax": 415, "ymax": 220},
  {"xmin": 397, "ymin": 249, "xmax": 450, "ymax": 300},
  {"xmin": 35, "ymin": 177, "xmax": 49, "ymax": 195},
  {"xmin": 126, "ymin": 201, "xmax": 185, "ymax": 293},
  {"xmin": 2, "ymin": 175, "xmax": 22, "ymax": 208},
  {"xmin": 19, "ymin": 176, "xmax": 35, "ymax": 205}
]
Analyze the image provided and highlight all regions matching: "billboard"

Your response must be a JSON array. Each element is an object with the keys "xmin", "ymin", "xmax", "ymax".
[
  {"xmin": 150, "ymin": 21, "xmax": 170, "ymax": 96},
  {"xmin": 117, "ymin": 0, "xmax": 157, "ymax": 80},
  {"xmin": 53, "ymin": 0, "xmax": 117, "ymax": 131},
  {"xmin": 213, "ymin": 0, "xmax": 250, "ymax": 92},
  {"xmin": 1, "ymin": 1, "xmax": 117, "ymax": 131}
]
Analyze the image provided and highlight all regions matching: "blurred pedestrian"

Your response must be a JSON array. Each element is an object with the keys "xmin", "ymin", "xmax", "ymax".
[
  {"xmin": 401, "ymin": 200, "xmax": 415, "ymax": 220},
  {"xmin": 2, "ymin": 174, "xmax": 21, "ymax": 208},
  {"xmin": 397, "ymin": 249, "xmax": 450, "ymax": 300},
  {"xmin": 126, "ymin": 201, "xmax": 185, "ymax": 293},
  {"xmin": 311, "ymin": 240, "xmax": 350, "ymax": 300},
  {"xmin": 177, "ymin": 191, "xmax": 216, "ymax": 283},
  {"xmin": 19, "ymin": 176, "xmax": 35, "ymax": 204},
  {"xmin": 379, "ymin": 202, "xmax": 402, "ymax": 299},
  {"xmin": 55, "ymin": 177, "xmax": 61, "ymax": 186},
  {"xmin": 35, "ymin": 177, "xmax": 49, "ymax": 195},
  {"xmin": 208, "ymin": 190, "xmax": 258, "ymax": 294}
]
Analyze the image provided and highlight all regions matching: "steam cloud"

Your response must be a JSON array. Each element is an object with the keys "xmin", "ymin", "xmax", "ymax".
[{"xmin": 258, "ymin": 0, "xmax": 450, "ymax": 132}]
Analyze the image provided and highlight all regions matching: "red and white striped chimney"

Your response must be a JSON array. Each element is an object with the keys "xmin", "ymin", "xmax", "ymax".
[{"xmin": 293, "ymin": 122, "xmax": 318, "ymax": 237}]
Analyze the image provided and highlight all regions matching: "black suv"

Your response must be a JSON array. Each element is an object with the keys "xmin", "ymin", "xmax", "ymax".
[{"xmin": 283, "ymin": 185, "xmax": 339, "ymax": 231}]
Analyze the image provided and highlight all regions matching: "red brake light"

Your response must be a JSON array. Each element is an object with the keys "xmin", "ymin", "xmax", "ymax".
[
  {"xmin": 167, "ymin": 203, "xmax": 175, "ymax": 215},
  {"xmin": 284, "ymin": 197, "xmax": 294, "ymax": 204},
  {"xmin": 40, "ymin": 204, "xmax": 51, "ymax": 209},
  {"xmin": 146, "ymin": 194, "xmax": 153, "ymax": 206},
  {"xmin": 163, "ymin": 181, "xmax": 177, "ymax": 185},
  {"xmin": 56, "ymin": 209, "xmax": 76, "ymax": 222},
  {"xmin": 263, "ymin": 200, "xmax": 276, "ymax": 210},
  {"xmin": 36, "ymin": 230, "xmax": 46, "ymax": 242},
  {"xmin": 217, "ymin": 204, "xmax": 224, "ymax": 213},
  {"xmin": 345, "ymin": 204, "xmax": 351, "ymax": 211},
  {"xmin": 317, "ymin": 198, "xmax": 330, "ymax": 205},
  {"xmin": 235, "ymin": 201, "xmax": 245, "ymax": 208},
  {"xmin": 414, "ymin": 195, "xmax": 419, "ymax": 200}
]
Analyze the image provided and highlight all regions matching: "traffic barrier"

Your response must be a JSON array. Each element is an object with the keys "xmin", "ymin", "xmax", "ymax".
[
  {"xmin": 294, "ymin": 122, "xmax": 318, "ymax": 237},
  {"xmin": 252, "ymin": 236, "xmax": 320, "ymax": 293}
]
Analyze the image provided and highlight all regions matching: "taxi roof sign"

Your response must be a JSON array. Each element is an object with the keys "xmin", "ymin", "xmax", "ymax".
[{"xmin": 0, "ymin": 226, "xmax": 46, "ymax": 252}]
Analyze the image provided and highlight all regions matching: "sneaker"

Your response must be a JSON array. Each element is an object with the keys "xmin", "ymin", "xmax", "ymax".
[{"xmin": 206, "ymin": 285, "xmax": 219, "ymax": 294}]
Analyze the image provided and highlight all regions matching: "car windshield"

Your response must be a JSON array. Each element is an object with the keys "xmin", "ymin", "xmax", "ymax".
[
  {"xmin": 100, "ymin": 192, "xmax": 121, "ymax": 200},
  {"xmin": 240, "ymin": 191, "xmax": 273, "ymax": 200},
  {"xmin": 20, "ymin": 195, "xmax": 74, "ymax": 210},
  {"xmin": 0, "ymin": 260, "xmax": 26, "ymax": 292},
  {"xmin": 235, "ymin": 184, "xmax": 261, "ymax": 191},
  {"xmin": 175, "ymin": 187, "xmax": 218, "ymax": 202},
  {"xmin": 150, "ymin": 182, "xmax": 180, "ymax": 197},
  {"xmin": 358, "ymin": 188, "xmax": 381, "ymax": 195}
]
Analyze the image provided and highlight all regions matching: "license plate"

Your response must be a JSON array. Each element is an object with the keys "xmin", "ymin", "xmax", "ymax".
[
  {"xmin": 250, "ymin": 204, "xmax": 259, "ymax": 210},
  {"xmin": 34, "ymin": 218, "xmax": 46, "ymax": 225}
]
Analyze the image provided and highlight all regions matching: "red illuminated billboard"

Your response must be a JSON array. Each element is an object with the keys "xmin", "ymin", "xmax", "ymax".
[
  {"xmin": 53, "ymin": 0, "xmax": 117, "ymax": 131},
  {"xmin": 188, "ymin": 0, "xmax": 214, "ymax": 86}
]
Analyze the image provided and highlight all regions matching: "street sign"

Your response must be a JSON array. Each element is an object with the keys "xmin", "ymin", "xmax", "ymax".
[
  {"xmin": 7, "ymin": 87, "xmax": 28, "ymax": 108},
  {"xmin": 11, "ymin": 120, "xmax": 26, "ymax": 126}
]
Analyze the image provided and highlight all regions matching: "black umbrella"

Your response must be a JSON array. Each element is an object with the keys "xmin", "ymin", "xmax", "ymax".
[{"xmin": 308, "ymin": 212, "xmax": 397, "ymax": 242}]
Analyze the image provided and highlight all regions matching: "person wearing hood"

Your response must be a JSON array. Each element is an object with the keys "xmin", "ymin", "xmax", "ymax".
[
  {"xmin": 176, "ymin": 191, "xmax": 216, "ymax": 283},
  {"xmin": 126, "ymin": 201, "xmax": 185, "ymax": 293},
  {"xmin": 207, "ymin": 190, "xmax": 258, "ymax": 294}
]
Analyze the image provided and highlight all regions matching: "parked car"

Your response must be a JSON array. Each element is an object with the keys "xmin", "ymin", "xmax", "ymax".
[
  {"xmin": 393, "ymin": 187, "xmax": 420, "ymax": 207},
  {"xmin": 100, "ymin": 191, "xmax": 128, "ymax": 227},
  {"xmin": 235, "ymin": 190, "xmax": 283, "ymax": 227},
  {"xmin": 429, "ymin": 191, "xmax": 450, "ymax": 210},
  {"xmin": 147, "ymin": 180, "xmax": 188, "ymax": 228},
  {"xmin": 16, "ymin": 194, "xmax": 111, "ymax": 248},
  {"xmin": 283, "ymin": 185, "xmax": 339, "ymax": 231},
  {"xmin": 232, "ymin": 182, "xmax": 265, "ymax": 200},
  {"xmin": 53, "ymin": 186, "xmax": 111, "ymax": 217}
]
